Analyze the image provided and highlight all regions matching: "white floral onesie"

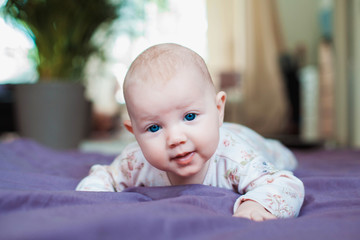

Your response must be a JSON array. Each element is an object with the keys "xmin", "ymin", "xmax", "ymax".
[{"xmin": 76, "ymin": 123, "xmax": 304, "ymax": 218}]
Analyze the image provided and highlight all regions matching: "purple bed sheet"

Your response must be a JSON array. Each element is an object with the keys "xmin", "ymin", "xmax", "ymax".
[{"xmin": 0, "ymin": 139, "xmax": 359, "ymax": 240}]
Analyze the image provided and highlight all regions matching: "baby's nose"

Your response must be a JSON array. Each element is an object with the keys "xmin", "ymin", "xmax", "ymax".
[{"xmin": 167, "ymin": 127, "xmax": 187, "ymax": 148}]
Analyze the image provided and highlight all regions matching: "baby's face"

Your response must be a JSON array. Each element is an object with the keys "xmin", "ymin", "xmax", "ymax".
[{"xmin": 125, "ymin": 66, "xmax": 226, "ymax": 184}]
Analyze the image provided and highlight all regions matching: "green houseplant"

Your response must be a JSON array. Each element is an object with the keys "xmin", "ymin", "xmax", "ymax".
[
  {"xmin": 3, "ymin": 0, "xmax": 120, "ymax": 81},
  {"xmin": 1, "ymin": 0, "xmax": 124, "ymax": 149}
]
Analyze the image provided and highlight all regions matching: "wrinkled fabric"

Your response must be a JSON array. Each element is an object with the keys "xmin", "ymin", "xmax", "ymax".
[{"xmin": 0, "ymin": 139, "xmax": 359, "ymax": 240}]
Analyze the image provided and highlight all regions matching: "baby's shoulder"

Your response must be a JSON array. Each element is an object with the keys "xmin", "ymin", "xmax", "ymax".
[
  {"xmin": 221, "ymin": 122, "xmax": 264, "ymax": 140},
  {"xmin": 216, "ymin": 123, "xmax": 267, "ymax": 166},
  {"xmin": 219, "ymin": 123, "xmax": 261, "ymax": 150},
  {"xmin": 112, "ymin": 141, "xmax": 147, "ymax": 166}
]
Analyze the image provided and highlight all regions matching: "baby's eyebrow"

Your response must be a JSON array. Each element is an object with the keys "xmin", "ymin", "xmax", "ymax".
[
  {"xmin": 137, "ymin": 113, "xmax": 159, "ymax": 123},
  {"xmin": 133, "ymin": 98, "xmax": 203, "ymax": 124}
]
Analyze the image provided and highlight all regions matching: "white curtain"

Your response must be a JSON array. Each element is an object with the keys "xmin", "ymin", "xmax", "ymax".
[{"xmin": 207, "ymin": 0, "xmax": 289, "ymax": 135}]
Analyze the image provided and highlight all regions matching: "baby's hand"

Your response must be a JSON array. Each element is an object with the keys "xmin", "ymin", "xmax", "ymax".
[{"xmin": 233, "ymin": 200, "xmax": 277, "ymax": 221}]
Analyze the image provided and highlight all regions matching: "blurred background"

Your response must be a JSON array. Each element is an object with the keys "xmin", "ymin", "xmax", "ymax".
[{"xmin": 0, "ymin": 0, "xmax": 359, "ymax": 153}]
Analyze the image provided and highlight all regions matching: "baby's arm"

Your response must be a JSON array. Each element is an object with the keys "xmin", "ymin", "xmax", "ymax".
[
  {"xmin": 76, "ymin": 143, "xmax": 145, "ymax": 192},
  {"xmin": 76, "ymin": 164, "xmax": 116, "ymax": 191},
  {"xmin": 76, "ymin": 149, "xmax": 133, "ymax": 192},
  {"xmin": 221, "ymin": 123, "xmax": 304, "ymax": 220},
  {"xmin": 233, "ymin": 168, "xmax": 305, "ymax": 220}
]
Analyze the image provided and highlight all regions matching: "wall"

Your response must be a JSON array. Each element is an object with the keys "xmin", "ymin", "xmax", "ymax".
[
  {"xmin": 334, "ymin": 0, "xmax": 360, "ymax": 148},
  {"xmin": 278, "ymin": 0, "xmax": 360, "ymax": 147},
  {"xmin": 276, "ymin": 0, "xmax": 321, "ymax": 65},
  {"xmin": 350, "ymin": 0, "xmax": 360, "ymax": 147}
]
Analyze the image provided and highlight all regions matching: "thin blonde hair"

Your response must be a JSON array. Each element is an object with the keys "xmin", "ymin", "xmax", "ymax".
[{"xmin": 123, "ymin": 43, "xmax": 214, "ymax": 98}]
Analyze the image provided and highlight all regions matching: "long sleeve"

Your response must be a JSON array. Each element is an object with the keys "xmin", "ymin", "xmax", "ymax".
[
  {"xmin": 232, "ymin": 159, "xmax": 305, "ymax": 218},
  {"xmin": 75, "ymin": 142, "xmax": 142, "ymax": 192},
  {"xmin": 76, "ymin": 142, "xmax": 143, "ymax": 192},
  {"xmin": 76, "ymin": 142, "xmax": 170, "ymax": 192},
  {"xmin": 209, "ymin": 123, "xmax": 305, "ymax": 218},
  {"xmin": 76, "ymin": 164, "xmax": 116, "ymax": 191}
]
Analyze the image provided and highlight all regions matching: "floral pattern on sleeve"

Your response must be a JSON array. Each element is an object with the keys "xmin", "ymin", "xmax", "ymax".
[
  {"xmin": 213, "ymin": 123, "xmax": 304, "ymax": 218},
  {"xmin": 119, "ymin": 151, "xmax": 145, "ymax": 180},
  {"xmin": 75, "ymin": 164, "xmax": 116, "ymax": 192},
  {"xmin": 264, "ymin": 193, "xmax": 296, "ymax": 217},
  {"xmin": 235, "ymin": 169, "xmax": 305, "ymax": 218}
]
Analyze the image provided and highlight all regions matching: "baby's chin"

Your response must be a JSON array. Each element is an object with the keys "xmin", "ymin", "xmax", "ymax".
[{"xmin": 172, "ymin": 162, "xmax": 209, "ymax": 181}]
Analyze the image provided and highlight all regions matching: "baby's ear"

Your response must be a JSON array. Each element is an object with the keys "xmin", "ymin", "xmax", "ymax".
[
  {"xmin": 216, "ymin": 91, "xmax": 227, "ymax": 126},
  {"xmin": 123, "ymin": 120, "xmax": 134, "ymax": 134}
]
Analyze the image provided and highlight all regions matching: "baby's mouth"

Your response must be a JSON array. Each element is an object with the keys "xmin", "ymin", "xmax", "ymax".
[{"xmin": 171, "ymin": 152, "xmax": 195, "ymax": 166}]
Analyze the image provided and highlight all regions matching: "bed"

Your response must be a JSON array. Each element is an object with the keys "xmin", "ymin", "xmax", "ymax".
[{"xmin": 1, "ymin": 139, "xmax": 359, "ymax": 240}]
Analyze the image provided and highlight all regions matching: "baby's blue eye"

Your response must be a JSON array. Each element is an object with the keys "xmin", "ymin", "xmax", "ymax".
[
  {"xmin": 184, "ymin": 113, "xmax": 196, "ymax": 121},
  {"xmin": 147, "ymin": 124, "xmax": 161, "ymax": 133}
]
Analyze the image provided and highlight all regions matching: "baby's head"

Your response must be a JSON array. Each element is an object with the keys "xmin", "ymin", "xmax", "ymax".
[{"xmin": 123, "ymin": 43, "xmax": 226, "ymax": 185}]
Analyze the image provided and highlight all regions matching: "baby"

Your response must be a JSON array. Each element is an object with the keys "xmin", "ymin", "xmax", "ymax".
[{"xmin": 76, "ymin": 43, "xmax": 304, "ymax": 221}]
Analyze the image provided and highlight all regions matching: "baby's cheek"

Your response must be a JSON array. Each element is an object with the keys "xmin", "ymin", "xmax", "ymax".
[
  {"xmin": 197, "ymin": 127, "xmax": 219, "ymax": 159},
  {"xmin": 141, "ymin": 142, "xmax": 166, "ymax": 167}
]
